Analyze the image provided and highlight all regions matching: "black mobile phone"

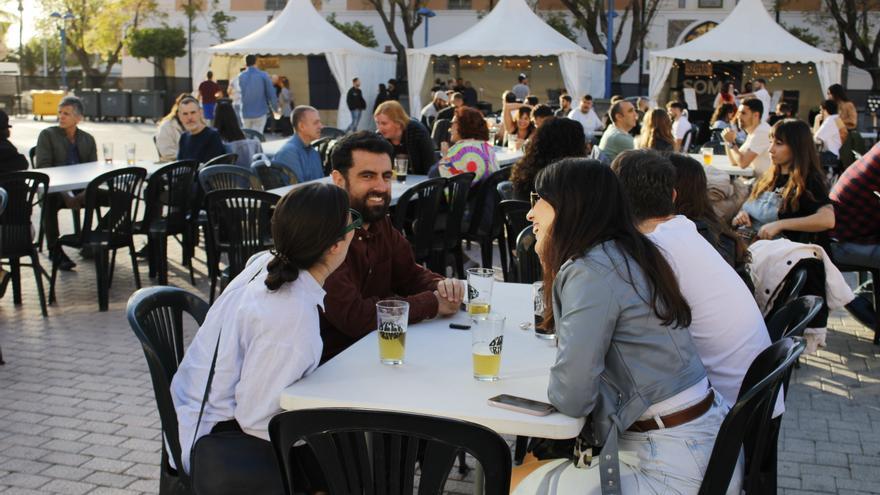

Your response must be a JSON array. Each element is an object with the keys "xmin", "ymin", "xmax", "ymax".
[
  {"xmin": 449, "ymin": 322, "xmax": 471, "ymax": 330},
  {"xmin": 488, "ymin": 394, "xmax": 556, "ymax": 416}
]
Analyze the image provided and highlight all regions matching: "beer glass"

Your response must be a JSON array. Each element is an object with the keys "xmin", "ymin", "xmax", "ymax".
[
  {"xmin": 701, "ymin": 147, "xmax": 714, "ymax": 166},
  {"xmin": 377, "ymin": 300, "xmax": 409, "ymax": 365},
  {"xmin": 125, "ymin": 143, "xmax": 136, "ymax": 165},
  {"xmin": 466, "ymin": 268, "xmax": 494, "ymax": 316},
  {"xmin": 394, "ymin": 155, "xmax": 408, "ymax": 183},
  {"xmin": 102, "ymin": 143, "xmax": 114, "ymax": 164},
  {"xmin": 472, "ymin": 313, "xmax": 506, "ymax": 381},
  {"xmin": 532, "ymin": 281, "xmax": 554, "ymax": 340}
]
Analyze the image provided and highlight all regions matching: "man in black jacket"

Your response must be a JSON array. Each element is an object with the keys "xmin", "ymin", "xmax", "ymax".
[
  {"xmin": 0, "ymin": 110, "xmax": 28, "ymax": 173},
  {"xmin": 346, "ymin": 78, "xmax": 367, "ymax": 133}
]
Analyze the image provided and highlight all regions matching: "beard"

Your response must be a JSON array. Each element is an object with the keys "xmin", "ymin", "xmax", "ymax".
[{"xmin": 350, "ymin": 190, "xmax": 391, "ymax": 223}]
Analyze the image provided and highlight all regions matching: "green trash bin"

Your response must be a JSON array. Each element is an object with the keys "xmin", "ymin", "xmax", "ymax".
[
  {"xmin": 131, "ymin": 90, "xmax": 165, "ymax": 122},
  {"xmin": 78, "ymin": 89, "xmax": 101, "ymax": 120},
  {"xmin": 100, "ymin": 89, "xmax": 131, "ymax": 120}
]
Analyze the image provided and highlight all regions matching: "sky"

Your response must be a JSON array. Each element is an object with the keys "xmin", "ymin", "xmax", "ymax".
[{"xmin": 4, "ymin": 1, "xmax": 42, "ymax": 50}]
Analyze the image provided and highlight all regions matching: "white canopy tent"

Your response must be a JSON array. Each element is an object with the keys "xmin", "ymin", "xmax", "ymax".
[
  {"xmin": 648, "ymin": 0, "xmax": 842, "ymax": 104},
  {"xmin": 194, "ymin": 0, "xmax": 395, "ymax": 130},
  {"xmin": 405, "ymin": 0, "xmax": 605, "ymax": 117}
]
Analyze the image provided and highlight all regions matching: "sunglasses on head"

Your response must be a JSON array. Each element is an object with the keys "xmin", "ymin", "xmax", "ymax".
[{"xmin": 343, "ymin": 209, "xmax": 363, "ymax": 235}]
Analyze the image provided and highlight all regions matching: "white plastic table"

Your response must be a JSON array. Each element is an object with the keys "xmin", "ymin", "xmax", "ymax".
[
  {"xmin": 268, "ymin": 175, "xmax": 429, "ymax": 206},
  {"xmin": 688, "ymin": 153, "xmax": 755, "ymax": 178},
  {"xmin": 37, "ymin": 160, "xmax": 168, "ymax": 193},
  {"xmin": 279, "ymin": 282, "xmax": 584, "ymax": 441}
]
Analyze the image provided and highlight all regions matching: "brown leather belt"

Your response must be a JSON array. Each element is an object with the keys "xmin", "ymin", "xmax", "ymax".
[{"xmin": 627, "ymin": 390, "xmax": 714, "ymax": 433}]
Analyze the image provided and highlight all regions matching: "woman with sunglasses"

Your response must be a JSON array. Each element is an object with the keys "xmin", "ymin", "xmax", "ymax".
[
  {"xmin": 170, "ymin": 183, "xmax": 360, "ymax": 492},
  {"xmin": 512, "ymin": 159, "xmax": 739, "ymax": 494}
]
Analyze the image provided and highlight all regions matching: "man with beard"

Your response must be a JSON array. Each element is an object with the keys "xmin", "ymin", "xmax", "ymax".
[{"xmin": 320, "ymin": 132, "xmax": 464, "ymax": 361}]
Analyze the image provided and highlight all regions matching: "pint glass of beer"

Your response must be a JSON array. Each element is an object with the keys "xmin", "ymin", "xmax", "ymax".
[
  {"xmin": 471, "ymin": 313, "xmax": 506, "ymax": 381},
  {"xmin": 466, "ymin": 268, "xmax": 495, "ymax": 315},
  {"xmin": 376, "ymin": 300, "xmax": 409, "ymax": 365},
  {"xmin": 394, "ymin": 155, "xmax": 409, "ymax": 183}
]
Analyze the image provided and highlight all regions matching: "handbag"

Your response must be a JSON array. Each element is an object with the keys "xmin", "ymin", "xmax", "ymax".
[
  {"xmin": 741, "ymin": 190, "xmax": 782, "ymax": 232},
  {"xmin": 189, "ymin": 319, "xmax": 285, "ymax": 495}
]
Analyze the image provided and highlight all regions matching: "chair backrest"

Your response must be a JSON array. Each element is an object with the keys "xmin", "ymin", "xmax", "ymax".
[
  {"xmin": 28, "ymin": 146, "xmax": 36, "ymax": 168},
  {"xmin": 269, "ymin": 408, "xmax": 512, "ymax": 495},
  {"xmin": 431, "ymin": 118, "xmax": 452, "ymax": 148},
  {"xmin": 198, "ymin": 165, "xmax": 263, "ymax": 194},
  {"xmin": 320, "ymin": 127, "xmax": 346, "ymax": 139},
  {"xmin": 515, "ymin": 225, "xmax": 542, "ymax": 284},
  {"xmin": 251, "ymin": 161, "xmax": 298, "ymax": 190},
  {"xmin": 310, "ymin": 137, "xmax": 338, "ymax": 176},
  {"xmin": 142, "ymin": 160, "xmax": 199, "ymax": 232},
  {"xmin": 0, "ymin": 187, "xmax": 6, "ymax": 215},
  {"xmin": 0, "ymin": 172, "xmax": 48, "ymax": 255},
  {"xmin": 393, "ymin": 177, "xmax": 446, "ymax": 262},
  {"xmin": 441, "ymin": 173, "xmax": 475, "ymax": 250},
  {"xmin": 765, "ymin": 295, "xmax": 824, "ymax": 342},
  {"xmin": 766, "ymin": 265, "xmax": 808, "ymax": 319},
  {"xmin": 126, "ymin": 286, "xmax": 209, "ymax": 483},
  {"xmin": 205, "ymin": 189, "xmax": 279, "ymax": 280},
  {"xmin": 496, "ymin": 180, "xmax": 514, "ymax": 201},
  {"xmin": 243, "ymin": 128, "xmax": 266, "ymax": 142},
  {"xmin": 81, "ymin": 167, "xmax": 146, "ymax": 239},
  {"xmin": 681, "ymin": 128, "xmax": 695, "ymax": 153},
  {"xmin": 698, "ymin": 337, "xmax": 805, "ymax": 495},
  {"xmin": 498, "ymin": 200, "xmax": 531, "ymax": 281},
  {"xmin": 203, "ymin": 153, "xmax": 239, "ymax": 167},
  {"xmin": 467, "ymin": 167, "xmax": 511, "ymax": 238}
]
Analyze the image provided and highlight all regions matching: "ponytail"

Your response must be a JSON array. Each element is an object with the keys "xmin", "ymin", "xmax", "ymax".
[{"xmin": 265, "ymin": 249, "xmax": 300, "ymax": 291}]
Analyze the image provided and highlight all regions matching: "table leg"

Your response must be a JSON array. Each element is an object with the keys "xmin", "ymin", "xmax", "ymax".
[{"xmin": 473, "ymin": 463, "xmax": 484, "ymax": 495}]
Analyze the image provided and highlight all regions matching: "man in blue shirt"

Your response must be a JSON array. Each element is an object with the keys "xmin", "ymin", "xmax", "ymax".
[
  {"xmin": 274, "ymin": 105, "xmax": 325, "ymax": 182},
  {"xmin": 238, "ymin": 54, "xmax": 278, "ymax": 134}
]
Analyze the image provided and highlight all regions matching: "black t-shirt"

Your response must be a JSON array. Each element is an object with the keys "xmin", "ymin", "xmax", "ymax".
[{"xmin": 774, "ymin": 172, "xmax": 830, "ymax": 242}]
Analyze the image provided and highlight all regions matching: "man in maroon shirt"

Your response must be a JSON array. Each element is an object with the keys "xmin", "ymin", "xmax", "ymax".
[
  {"xmin": 830, "ymin": 142, "xmax": 880, "ymax": 268},
  {"xmin": 197, "ymin": 71, "xmax": 220, "ymax": 123},
  {"xmin": 320, "ymin": 131, "xmax": 464, "ymax": 361}
]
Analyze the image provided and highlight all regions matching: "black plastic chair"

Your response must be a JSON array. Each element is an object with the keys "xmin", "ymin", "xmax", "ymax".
[
  {"xmin": 0, "ymin": 186, "xmax": 4, "ymax": 362},
  {"xmin": 50, "ymin": 167, "xmax": 146, "ymax": 311},
  {"xmin": 681, "ymin": 128, "xmax": 696, "ymax": 153},
  {"xmin": 251, "ymin": 160, "xmax": 298, "ymax": 190},
  {"xmin": 205, "ymin": 189, "xmax": 278, "ymax": 302},
  {"xmin": 764, "ymin": 266, "xmax": 808, "ymax": 321},
  {"xmin": 393, "ymin": 178, "xmax": 446, "ymax": 267},
  {"xmin": 515, "ymin": 225, "xmax": 542, "ymax": 284},
  {"xmin": 243, "ymin": 128, "xmax": 266, "ymax": 142},
  {"xmin": 309, "ymin": 137, "xmax": 338, "ymax": 176},
  {"xmin": 462, "ymin": 167, "xmax": 511, "ymax": 272},
  {"xmin": 430, "ymin": 173, "xmax": 475, "ymax": 278},
  {"xmin": 202, "ymin": 153, "xmax": 239, "ymax": 167},
  {"xmin": 766, "ymin": 295, "xmax": 824, "ymax": 343},
  {"xmin": 497, "ymin": 200, "xmax": 531, "ymax": 282},
  {"xmin": 431, "ymin": 118, "xmax": 452, "ymax": 148},
  {"xmin": 698, "ymin": 337, "xmax": 806, "ymax": 495},
  {"xmin": 136, "ymin": 160, "xmax": 199, "ymax": 286},
  {"xmin": 126, "ymin": 286, "xmax": 209, "ymax": 495},
  {"xmin": 320, "ymin": 127, "xmax": 346, "ymax": 139},
  {"xmin": 28, "ymin": 146, "xmax": 36, "ymax": 168},
  {"xmin": 0, "ymin": 172, "xmax": 49, "ymax": 317},
  {"xmin": 496, "ymin": 180, "xmax": 515, "ymax": 201},
  {"xmin": 268, "ymin": 408, "xmax": 512, "ymax": 495},
  {"xmin": 831, "ymin": 248, "xmax": 880, "ymax": 345},
  {"xmin": 198, "ymin": 165, "xmax": 263, "ymax": 194}
]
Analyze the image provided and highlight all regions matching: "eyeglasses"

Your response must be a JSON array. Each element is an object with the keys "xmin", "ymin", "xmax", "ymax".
[
  {"xmin": 530, "ymin": 192, "xmax": 540, "ymax": 208},
  {"xmin": 343, "ymin": 209, "xmax": 363, "ymax": 235}
]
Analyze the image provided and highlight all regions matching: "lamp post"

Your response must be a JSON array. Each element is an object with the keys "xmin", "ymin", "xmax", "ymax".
[
  {"xmin": 17, "ymin": 0, "xmax": 22, "ymax": 114},
  {"xmin": 417, "ymin": 7, "xmax": 436, "ymax": 47},
  {"xmin": 50, "ymin": 11, "xmax": 75, "ymax": 90},
  {"xmin": 605, "ymin": 0, "xmax": 617, "ymax": 98}
]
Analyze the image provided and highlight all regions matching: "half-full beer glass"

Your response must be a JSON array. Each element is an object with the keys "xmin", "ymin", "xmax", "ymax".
[
  {"xmin": 377, "ymin": 300, "xmax": 409, "ymax": 365},
  {"xmin": 467, "ymin": 268, "xmax": 494, "ymax": 316},
  {"xmin": 472, "ymin": 313, "xmax": 505, "ymax": 381}
]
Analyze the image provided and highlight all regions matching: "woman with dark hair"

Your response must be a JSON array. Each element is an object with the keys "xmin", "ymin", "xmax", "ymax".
[
  {"xmin": 667, "ymin": 153, "xmax": 749, "ymax": 268},
  {"xmin": 733, "ymin": 119, "xmax": 834, "ymax": 243},
  {"xmin": 213, "ymin": 100, "xmax": 263, "ymax": 167},
  {"xmin": 170, "ymin": 183, "xmax": 358, "ymax": 488},
  {"xmin": 373, "ymin": 83, "xmax": 391, "ymax": 112},
  {"xmin": 511, "ymin": 159, "xmax": 735, "ymax": 494},
  {"xmin": 432, "ymin": 106, "xmax": 497, "ymax": 187},
  {"xmin": 710, "ymin": 103, "xmax": 737, "ymax": 130},
  {"xmin": 636, "ymin": 108, "xmax": 674, "ymax": 151},
  {"xmin": 713, "ymin": 80, "xmax": 738, "ymax": 108},
  {"xmin": 509, "ymin": 118, "xmax": 586, "ymax": 199},
  {"xmin": 827, "ymin": 83, "xmax": 857, "ymax": 130},
  {"xmin": 505, "ymin": 106, "xmax": 535, "ymax": 150}
]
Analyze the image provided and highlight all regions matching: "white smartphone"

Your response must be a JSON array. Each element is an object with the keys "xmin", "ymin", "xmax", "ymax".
[{"xmin": 488, "ymin": 394, "xmax": 556, "ymax": 416}]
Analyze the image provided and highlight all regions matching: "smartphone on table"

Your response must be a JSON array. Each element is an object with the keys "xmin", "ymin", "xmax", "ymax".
[{"xmin": 487, "ymin": 394, "xmax": 556, "ymax": 416}]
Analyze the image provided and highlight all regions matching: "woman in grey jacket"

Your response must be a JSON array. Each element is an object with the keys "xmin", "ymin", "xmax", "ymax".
[{"xmin": 511, "ymin": 159, "xmax": 741, "ymax": 494}]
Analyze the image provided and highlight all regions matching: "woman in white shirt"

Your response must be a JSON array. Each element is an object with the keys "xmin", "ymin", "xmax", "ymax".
[
  {"xmin": 813, "ymin": 99, "xmax": 846, "ymax": 159},
  {"xmin": 155, "ymin": 93, "xmax": 188, "ymax": 162},
  {"xmin": 170, "ymin": 182, "xmax": 358, "ymax": 490}
]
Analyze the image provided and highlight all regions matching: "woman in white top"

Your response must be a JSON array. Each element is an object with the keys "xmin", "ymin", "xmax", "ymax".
[
  {"xmin": 170, "ymin": 183, "xmax": 358, "ymax": 489},
  {"xmin": 155, "ymin": 93, "xmax": 189, "ymax": 162},
  {"xmin": 813, "ymin": 99, "xmax": 846, "ymax": 159}
]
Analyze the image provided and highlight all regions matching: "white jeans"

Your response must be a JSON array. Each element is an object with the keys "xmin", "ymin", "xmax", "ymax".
[
  {"xmin": 514, "ymin": 392, "xmax": 743, "ymax": 494},
  {"xmin": 242, "ymin": 115, "xmax": 267, "ymax": 134}
]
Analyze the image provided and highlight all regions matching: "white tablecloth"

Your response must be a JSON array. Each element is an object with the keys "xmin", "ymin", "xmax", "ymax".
[
  {"xmin": 268, "ymin": 175, "xmax": 429, "ymax": 206},
  {"xmin": 36, "ymin": 160, "xmax": 168, "ymax": 193},
  {"xmin": 688, "ymin": 153, "xmax": 755, "ymax": 178}
]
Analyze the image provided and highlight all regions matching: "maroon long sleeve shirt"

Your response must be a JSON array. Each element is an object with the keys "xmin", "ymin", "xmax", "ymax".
[{"xmin": 319, "ymin": 217, "xmax": 443, "ymax": 361}]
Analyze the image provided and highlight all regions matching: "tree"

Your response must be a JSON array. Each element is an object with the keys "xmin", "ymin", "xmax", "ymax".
[
  {"xmin": 559, "ymin": 0, "xmax": 663, "ymax": 80},
  {"xmin": 127, "ymin": 27, "xmax": 186, "ymax": 80},
  {"xmin": 209, "ymin": 0, "xmax": 236, "ymax": 43},
  {"xmin": 821, "ymin": 0, "xmax": 880, "ymax": 90},
  {"xmin": 782, "ymin": 23, "xmax": 823, "ymax": 49},
  {"xmin": 19, "ymin": 35, "xmax": 64, "ymax": 76},
  {"xmin": 37, "ymin": 0, "xmax": 160, "ymax": 86},
  {"xmin": 362, "ymin": 0, "xmax": 427, "ymax": 77},
  {"xmin": 327, "ymin": 13, "xmax": 379, "ymax": 48},
  {"xmin": 542, "ymin": 12, "xmax": 578, "ymax": 43}
]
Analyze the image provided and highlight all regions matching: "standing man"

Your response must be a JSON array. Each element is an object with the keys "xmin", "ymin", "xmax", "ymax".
[
  {"xmin": 274, "ymin": 105, "xmax": 325, "ymax": 182},
  {"xmin": 512, "ymin": 73, "xmax": 530, "ymax": 101},
  {"xmin": 462, "ymin": 81, "xmax": 479, "ymax": 107},
  {"xmin": 722, "ymin": 98, "xmax": 772, "ymax": 176},
  {"xmin": 346, "ymin": 77, "xmax": 367, "ymax": 133},
  {"xmin": 666, "ymin": 101, "xmax": 692, "ymax": 152},
  {"xmin": 176, "ymin": 95, "xmax": 226, "ymax": 164},
  {"xmin": 567, "ymin": 94, "xmax": 603, "ymax": 143},
  {"xmin": 387, "ymin": 79, "xmax": 400, "ymax": 101},
  {"xmin": 555, "ymin": 94, "xmax": 572, "ymax": 118},
  {"xmin": 238, "ymin": 54, "xmax": 278, "ymax": 133},
  {"xmin": 34, "ymin": 96, "xmax": 98, "ymax": 270},
  {"xmin": 320, "ymin": 131, "xmax": 464, "ymax": 361},
  {"xmin": 597, "ymin": 100, "xmax": 637, "ymax": 162},
  {"xmin": 197, "ymin": 71, "xmax": 220, "ymax": 124},
  {"xmin": 739, "ymin": 78, "xmax": 772, "ymax": 122}
]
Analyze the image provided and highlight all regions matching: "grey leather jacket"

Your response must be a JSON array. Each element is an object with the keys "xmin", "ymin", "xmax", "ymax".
[{"xmin": 548, "ymin": 240, "xmax": 707, "ymax": 494}]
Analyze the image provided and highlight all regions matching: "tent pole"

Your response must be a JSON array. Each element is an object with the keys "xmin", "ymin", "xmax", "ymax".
[{"xmin": 606, "ymin": 0, "xmax": 614, "ymax": 98}]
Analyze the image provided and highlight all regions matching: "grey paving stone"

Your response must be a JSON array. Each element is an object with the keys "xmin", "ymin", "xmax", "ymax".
[
  {"xmin": 39, "ymin": 453, "xmax": 92, "ymax": 468},
  {"xmin": 40, "ymin": 479, "xmax": 96, "ymax": 495},
  {"xmin": 41, "ymin": 464, "xmax": 93, "ymax": 481},
  {"xmin": 80, "ymin": 458, "xmax": 134, "ymax": 475},
  {"xmin": 81, "ymin": 472, "xmax": 137, "ymax": 490},
  {"xmin": 0, "ymin": 472, "xmax": 51, "ymax": 489}
]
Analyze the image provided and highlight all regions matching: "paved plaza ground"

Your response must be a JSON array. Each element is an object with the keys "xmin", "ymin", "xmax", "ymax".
[{"xmin": 1, "ymin": 119, "xmax": 880, "ymax": 494}]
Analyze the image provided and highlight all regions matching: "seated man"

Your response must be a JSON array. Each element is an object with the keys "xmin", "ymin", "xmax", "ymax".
[
  {"xmin": 321, "ymin": 132, "xmax": 463, "ymax": 361},
  {"xmin": 597, "ymin": 100, "xmax": 637, "ymax": 162},
  {"xmin": 176, "ymin": 95, "xmax": 225, "ymax": 164},
  {"xmin": 830, "ymin": 142, "xmax": 880, "ymax": 269},
  {"xmin": 722, "ymin": 98, "xmax": 771, "ymax": 177},
  {"xmin": 612, "ymin": 149, "xmax": 779, "ymax": 412},
  {"xmin": 274, "ymin": 105, "xmax": 325, "ymax": 182},
  {"xmin": 34, "ymin": 95, "xmax": 98, "ymax": 270}
]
